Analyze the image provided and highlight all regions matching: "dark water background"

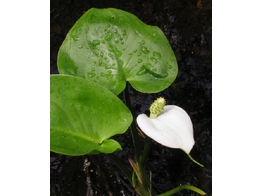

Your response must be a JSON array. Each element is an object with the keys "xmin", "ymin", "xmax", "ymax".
[{"xmin": 50, "ymin": 0, "xmax": 212, "ymax": 195}]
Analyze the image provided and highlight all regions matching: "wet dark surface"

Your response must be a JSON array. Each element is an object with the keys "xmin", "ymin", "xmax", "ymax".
[{"xmin": 50, "ymin": 0, "xmax": 212, "ymax": 195}]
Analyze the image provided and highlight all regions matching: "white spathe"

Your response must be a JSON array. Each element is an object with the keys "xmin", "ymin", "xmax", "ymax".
[{"xmin": 137, "ymin": 105, "xmax": 195, "ymax": 153}]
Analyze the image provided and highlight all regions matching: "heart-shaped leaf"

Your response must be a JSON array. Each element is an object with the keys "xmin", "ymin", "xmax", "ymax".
[
  {"xmin": 58, "ymin": 8, "xmax": 178, "ymax": 95},
  {"xmin": 50, "ymin": 74, "xmax": 133, "ymax": 156}
]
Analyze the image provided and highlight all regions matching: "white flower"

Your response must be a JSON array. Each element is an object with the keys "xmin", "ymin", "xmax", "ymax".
[{"xmin": 137, "ymin": 105, "xmax": 195, "ymax": 153}]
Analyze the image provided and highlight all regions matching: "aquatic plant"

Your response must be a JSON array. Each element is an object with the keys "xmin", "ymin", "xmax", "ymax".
[{"xmin": 50, "ymin": 8, "xmax": 205, "ymax": 195}]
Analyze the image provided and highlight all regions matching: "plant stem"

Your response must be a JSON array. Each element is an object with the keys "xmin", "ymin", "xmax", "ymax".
[
  {"xmin": 123, "ymin": 83, "xmax": 142, "ymax": 161},
  {"xmin": 139, "ymin": 135, "xmax": 151, "ymax": 165},
  {"xmin": 184, "ymin": 150, "xmax": 204, "ymax": 167},
  {"xmin": 123, "ymin": 84, "xmax": 159, "ymax": 195},
  {"xmin": 158, "ymin": 184, "xmax": 207, "ymax": 196},
  {"xmin": 107, "ymin": 153, "xmax": 132, "ymax": 183}
]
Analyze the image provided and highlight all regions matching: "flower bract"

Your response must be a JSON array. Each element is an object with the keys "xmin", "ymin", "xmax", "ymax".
[{"xmin": 137, "ymin": 105, "xmax": 195, "ymax": 153}]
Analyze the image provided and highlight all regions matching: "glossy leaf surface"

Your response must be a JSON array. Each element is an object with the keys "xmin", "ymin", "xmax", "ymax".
[
  {"xmin": 50, "ymin": 74, "xmax": 132, "ymax": 155},
  {"xmin": 58, "ymin": 8, "xmax": 178, "ymax": 95}
]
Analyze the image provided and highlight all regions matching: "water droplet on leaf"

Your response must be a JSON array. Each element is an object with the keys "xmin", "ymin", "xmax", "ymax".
[
  {"xmin": 100, "ymin": 51, "xmax": 104, "ymax": 58},
  {"xmin": 153, "ymin": 51, "xmax": 162, "ymax": 59},
  {"xmin": 105, "ymin": 34, "xmax": 112, "ymax": 41},
  {"xmin": 108, "ymin": 45, "xmax": 122, "ymax": 57},
  {"xmin": 87, "ymin": 72, "xmax": 96, "ymax": 78},
  {"xmin": 121, "ymin": 29, "xmax": 127, "ymax": 36},
  {"xmin": 100, "ymin": 72, "xmax": 113, "ymax": 80},
  {"xmin": 141, "ymin": 46, "xmax": 150, "ymax": 54},
  {"xmin": 150, "ymin": 57, "xmax": 157, "ymax": 63},
  {"xmin": 88, "ymin": 40, "xmax": 100, "ymax": 48},
  {"xmin": 136, "ymin": 68, "xmax": 147, "ymax": 76},
  {"xmin": 92, "ymin": 40, "xmax": 100, "ymax": 46},
  {"xmin": 143, "ymin": 63, "xmax": 152, "ymax": 69},
  {"xmin": 72, "ymin": 36, "xmax": 79, "ymax": 41},
  {"xmin": 108, "ymin": 53, "xmax": 115, "ymax": 60},
  {"xmin": 105, "ymin": 64, "xmax": 111, "ymax": 69},
  {"xmin": 104, "ymin": 24, "xmax": 110, "ymax": 32},
  {"xmin": 142, "ymin": 63, "xmax": 168, "ymax": 78},
  {"xmin": 138, "ymin": 40, "xmax": 145, "ymax": 46},
  {"xmin": 94, "ymin": 51, "xmax": 99, "ymax": 56},
  {"xmin": 135, "ymin": 31, "xmax": 142, "ymax": 37}
]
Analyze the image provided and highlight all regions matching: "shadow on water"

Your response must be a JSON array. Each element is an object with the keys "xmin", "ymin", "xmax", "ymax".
[{"xmin": 50, "ymin": 0, "xmax": 212, "ymax": 195}]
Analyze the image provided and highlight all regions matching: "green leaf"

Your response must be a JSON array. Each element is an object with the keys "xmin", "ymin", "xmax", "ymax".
[
  {"xmin": 158, "ymin": 184, "xmax": 206, "ymax": 196},
  {"xmin": 50, "ymin": 74, "xmax": 133, "ymax": 156},
  {"xmin": 58, "ymin": 8, "xmax": 178, "ymax": 95}
]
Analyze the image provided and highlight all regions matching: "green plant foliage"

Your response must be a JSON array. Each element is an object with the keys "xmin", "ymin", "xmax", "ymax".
[
  {"xmin": 50, "ymin": 74, "xmax": 133, "ymax": 156},
  {"xmin": 57, "ymin": 8, "xmax": 178, "ymax": 95}
]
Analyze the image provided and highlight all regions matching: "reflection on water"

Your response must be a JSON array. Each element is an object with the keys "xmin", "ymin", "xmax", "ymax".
[{"xmin": 51, "ymin": 0, "xmax": 212, "ymax": 195}]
